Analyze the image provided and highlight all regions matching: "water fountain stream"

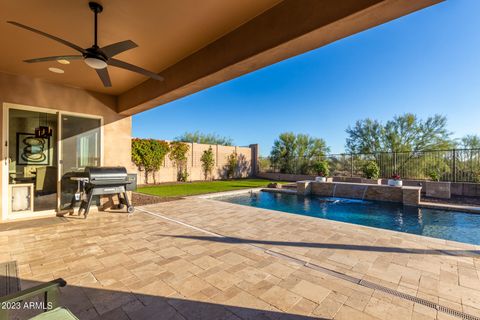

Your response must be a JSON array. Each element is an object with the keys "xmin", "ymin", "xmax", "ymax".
[{"xmin": 361, "ymin": 185, "xmax": 369, "ymax": 201}]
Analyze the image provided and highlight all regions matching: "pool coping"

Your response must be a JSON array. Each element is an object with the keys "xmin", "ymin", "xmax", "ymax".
[
  {"xmin": 199, "ymin": 188, "xmax": 480, "ymax": 248},
  {"xmin": 194, "ymin": 187, "xmax": 266, "ymax": 199},
  {"xmin": 419, "ymin": 200, "xmax": 480, "ymax": 214},
  {"xmin": 199, "ymin": 188, "xmax": 480, "ymax": 214}
]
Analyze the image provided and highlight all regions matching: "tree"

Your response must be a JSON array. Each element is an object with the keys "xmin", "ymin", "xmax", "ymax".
[
  {"xmin": 131, "ymin": 138, "xmax": 169, "ymax": 184},
  {"xmin": 270, "ymin": 132, "xmax": 329, "ymax": 174},
  {"xmin": 174, "ymin": 131, "xmax": 233, "ymax": 146},
  {"xmin": 169, "ymin": 142, "xmax": 190, "ymax": 182},
  {"xmin": 200, "ymin": 147, "xmax": 215, "ymax": 180},
  {"xmin": 459, "ymin": 135, "xmax": 480, "ymax": 149},
  {"xmin": 346, "ymin": 114, "xmax": 453, "ymax": 154},
  {"xmin": 457, "ymin": 135, "xmax": 480, "ymax": 182},
  {"xmin": 270, "ymin": 132, "xmax": 297, "ymax": 174},
  {"xmin": 225, "ymin": 151, "xmax": 238, "ymax": 179}
]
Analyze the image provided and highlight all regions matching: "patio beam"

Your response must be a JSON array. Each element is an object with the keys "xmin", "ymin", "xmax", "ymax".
[{"xmin": 117, "ymin": 0, "xmax": 443, "ymax": 115}]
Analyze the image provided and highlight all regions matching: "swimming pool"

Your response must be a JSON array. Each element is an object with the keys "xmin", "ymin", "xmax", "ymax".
[{"xmin": 216, "ymin": 191, "xmax": 480, "ymax": 245}]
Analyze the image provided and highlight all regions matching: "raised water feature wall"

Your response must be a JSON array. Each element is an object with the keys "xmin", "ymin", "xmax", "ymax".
[{"xmin": 297, "ymin": 181, "xmax": 421, "ymax": 206}]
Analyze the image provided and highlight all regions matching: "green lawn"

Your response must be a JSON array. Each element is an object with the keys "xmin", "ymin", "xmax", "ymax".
[{"xmin": 137, "ymin": 179, "xmax": 284, "ymax": 197}]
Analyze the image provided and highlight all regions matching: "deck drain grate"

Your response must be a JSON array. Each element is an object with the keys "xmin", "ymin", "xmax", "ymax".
[
  {"xmin": 138, "ymin": 208, "xmax": 480, "ymax": 320},
  {"xmin": 359, "ymin": 279, "xmax": 480, "ymax": 320},
  {"xmin": 268, "ymin": 251, "xmax": 480, "ymax": 320}
]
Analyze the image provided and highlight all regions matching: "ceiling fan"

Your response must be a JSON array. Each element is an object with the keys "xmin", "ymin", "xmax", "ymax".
[{"xmin": 7, "ymin": 1, "xmax": 164, "ymax": 87}]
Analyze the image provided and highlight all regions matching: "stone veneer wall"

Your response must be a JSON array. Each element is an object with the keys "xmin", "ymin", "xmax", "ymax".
[
  {"xmin": 378, "ymin": 179, "xmax": 480, "ymax": 197},
  {"xmin": 297, "ymin": 181, "xmax": 421, "ymax": 206}
]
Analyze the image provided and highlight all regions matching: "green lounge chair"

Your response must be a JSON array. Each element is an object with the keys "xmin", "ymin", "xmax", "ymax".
[{"xmin": 0, "ymin": 278, "xmax": 78, "ymax": 320}]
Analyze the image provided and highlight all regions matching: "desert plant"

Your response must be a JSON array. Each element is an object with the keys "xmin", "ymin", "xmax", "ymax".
[
  {"xmin": 312, "ymin": 160, "xmax": 330, "ymax": 177},
  {"xmin": 200, "ymin": 146, "xmax": 215, "ymax": 180},
  {"xmin": 270, "ymin": 132, "xmax": 329, "ymax": 174},
  {"xmin": 169, "ymin": 141, "xmax": 190, "ymax": 182},
  {"xmin": 131, "ymin": 138, "xmax": 169, "ymax": 184},
  {"xmin": 258, "ymin": 157, "xmax": 271, "ymax": 172},
  {"xmin": 177, "ymin": 169, "xmax": 189, "ymax": 182},
  {"xmin": 362, "ymin": 161, "xmax": 380, "ymax": 179},
  {"xmin": 427, "ymin": 169, "xmax": 440, "ymax": 182},
  {"xmin": 226, "ymin": 151, "xmax": 238, "ymax": 179}
]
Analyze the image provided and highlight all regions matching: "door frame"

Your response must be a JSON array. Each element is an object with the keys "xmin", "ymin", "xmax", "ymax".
[{"xmin": 1, "ymin": 102, "xmax": 103, "ymax": 221}]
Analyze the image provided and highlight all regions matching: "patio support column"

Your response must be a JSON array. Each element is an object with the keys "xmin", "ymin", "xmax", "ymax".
[{"xmin": 250, "ymin": 144, "xmax": 259, "ymax": 176}]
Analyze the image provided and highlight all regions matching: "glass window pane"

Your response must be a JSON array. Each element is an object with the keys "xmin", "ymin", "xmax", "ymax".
[{"xmin": 60, "ymin": 115, "xmax": 101, "ymax": 210}]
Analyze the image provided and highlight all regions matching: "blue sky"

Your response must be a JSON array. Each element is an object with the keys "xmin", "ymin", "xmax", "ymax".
[{"xmin": 133, "ymin": 1, "xmax": 480, "ymax": 155}]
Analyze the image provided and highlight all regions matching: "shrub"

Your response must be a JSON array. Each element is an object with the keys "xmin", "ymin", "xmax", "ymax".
[
  {"xmin": 200, "ymin": 146, "xmax": 215, "ymax": 180},
  {"xmin": 226, "ymin": 151, "xmax": 238, "ymax": 179},
  {"xmin": 362, "ymin": 161, "xmax": 380, "ymax": 179},
  {"xmin": 427, "ymin": 169, "xmax": 440, "ymax": 182},
  {"xmin": 425, "ymin": 158, "xmax": 450, "ymax": 182},
  {"xmin": 169, "ymin": 142, "xmax": 190, "ymax": 182},
  {"xmin": 312, "ymin": 160, "xmax": 329, "ymax": 177},
  {"xmin": 177, "ymin": 169, "xmax": 189, "ymax": 182},
  {"xmin": 131, "ymin": 138, "xmax": 169, "ymax": 184}
]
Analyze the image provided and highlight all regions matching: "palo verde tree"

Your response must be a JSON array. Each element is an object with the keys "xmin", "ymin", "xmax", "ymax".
[
  {"xmin": 345, "ymin": 114, "xmax": 453, "ymax": 154},
  {"xmin": 200, "ymin": 146, "xmax": 215, "ymax": 180},
  {"xmin": 270, "ymin": 132, "xmax": 329, "ymax": 174},
  {"xmin": 174, "ymin": 131, "xmax": 233, "ymax": 146},
  {"xmin": 169, "ymin": 141, "xmax": 190, "ymax": 182},
  {"xmin": 459, "ymin": 135, "xmax": 480, "ymax": 149},
  {"xmin": 131, "ymin": 138, "xmax": 170, "ymax": 184},
  {"xmin": 345, "ymin": 114, "xmax": 454, "ymax": 178}
]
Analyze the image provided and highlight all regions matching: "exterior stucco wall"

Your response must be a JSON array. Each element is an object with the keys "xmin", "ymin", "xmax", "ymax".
[{"xmin": 0, "ymin": 72, "xmax": 132, "ymax": 219}]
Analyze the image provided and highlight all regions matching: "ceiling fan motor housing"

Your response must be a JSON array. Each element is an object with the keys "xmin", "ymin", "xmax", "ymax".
[{"xmin": 89, "ymin": 2, "xmax": 103, "ymax": 14}]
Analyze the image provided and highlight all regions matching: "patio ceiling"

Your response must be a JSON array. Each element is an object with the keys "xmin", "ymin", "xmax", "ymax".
[{"xmin": 1, "ymin": 0, "xmax": 443, "ymax": 115}]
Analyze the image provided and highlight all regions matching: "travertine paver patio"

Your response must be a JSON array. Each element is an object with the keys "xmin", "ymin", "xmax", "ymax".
[{"xmin": 1, "ymin": 196, "xmax": 480, "ymax": 320}]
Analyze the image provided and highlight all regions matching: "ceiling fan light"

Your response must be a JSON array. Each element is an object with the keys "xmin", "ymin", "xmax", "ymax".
[{"xmin": 84, "ymin": 57, "xmax": 107, "ymax": 69}]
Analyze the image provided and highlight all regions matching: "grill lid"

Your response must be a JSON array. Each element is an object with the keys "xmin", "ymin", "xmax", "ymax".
[{"xmin": 85, "ymin": 166, "xmax": 127, "ymax": 181}]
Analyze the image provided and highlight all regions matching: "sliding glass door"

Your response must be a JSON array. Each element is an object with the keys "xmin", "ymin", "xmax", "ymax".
[
  {"xmin": 7, "ymin": 108, "xmax": 58, "ymax": 215},
  {"xmin": 59, "ymin": 114, "xmax": 101, "ymax": 211}
]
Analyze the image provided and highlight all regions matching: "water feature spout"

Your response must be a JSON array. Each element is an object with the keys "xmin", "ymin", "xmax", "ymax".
[
  {"xmin": 362, "ymin": 185, "xmax": 369, "ymax": 201},
  {"xmin": 332, "ymin": 184, "xmax": 337, "ymax": 197}
]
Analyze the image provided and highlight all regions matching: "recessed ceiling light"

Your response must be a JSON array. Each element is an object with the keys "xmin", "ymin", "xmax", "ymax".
[
  {"xmin": 48, "ymin": 67, "xmax": 64, "ymax": 74},
  {"xmin": 57, "ymin": 59, "xmax": 70, "ymax": 65}
]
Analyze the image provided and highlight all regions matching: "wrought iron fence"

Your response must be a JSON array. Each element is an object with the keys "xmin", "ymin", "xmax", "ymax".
[{"xmin": 259, "ymin": 149, "xmax": 480, "ymax": 183}]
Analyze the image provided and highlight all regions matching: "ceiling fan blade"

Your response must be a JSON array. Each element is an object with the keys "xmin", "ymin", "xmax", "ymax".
[
  {"xmin": 24, "ymin": 55, "xmax": 83, "ymax": 63},
  {"xmin": 108, "ymin": 58, "xmax": 164, "ymax": 81},
  {"xmin": 101, "ymin": 40, "xmax": 138, "ymax": 58},
  {"xmin": 96, "ymin": 68, "xmax": 112, "ymax": 87},
  {"xmin": 7, "ymin": 21, "xmax": 85, "ymax": 54}
]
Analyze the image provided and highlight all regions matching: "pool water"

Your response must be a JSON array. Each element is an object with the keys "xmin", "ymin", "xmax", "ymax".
[{"xmin": 216, "ymin": 191, "xmax": 480, "ymax": 245}]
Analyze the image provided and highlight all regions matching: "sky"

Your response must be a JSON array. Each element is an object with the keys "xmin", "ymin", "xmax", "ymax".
[{"xmin": 133, "ymin": 1, "xmax": 480, "ymax": 156}]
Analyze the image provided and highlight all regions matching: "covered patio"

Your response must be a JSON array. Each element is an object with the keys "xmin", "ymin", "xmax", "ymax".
[{"xmin": 1, "ymin": 0, "xmax": 441, "ymax": 221}]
